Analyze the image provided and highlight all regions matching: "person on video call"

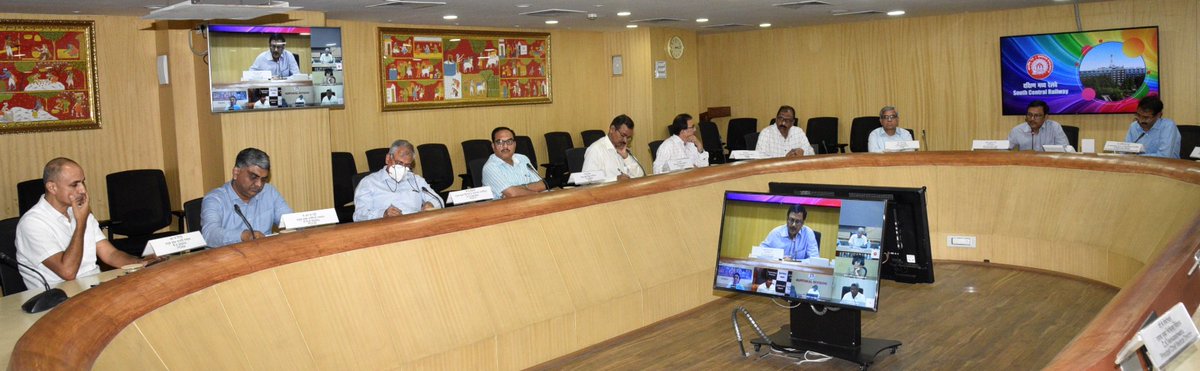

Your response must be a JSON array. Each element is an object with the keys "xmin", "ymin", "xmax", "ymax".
[
  {"xmin": 318, "ymin": 47, "xmax": 335, "ymax": 64},
  {"xmin": 201, "ymin": 148, "xmax": 292, "ymax": 248},
  {"xmin": 759, "ymin": 204, "xmax": 819, "ymax": 261},
  {"xmin": 868, "ymin": 106, "xmax": 915, "ymax": 153},
  {"xmin": 249, "ymin": 33, "xmax": 300, "ymax": 79},
  {"xmin": 757, "ymin": 105, "xmax": 814, "ymax": 158},
  {"xmin": 850, "ymin": 255, "xmax": 868, "ymax": 278},
  {"xmin": 755, "ymin": 278, "xmax": 775, "ymax": 294},
  {"xmin": 806, "ymin": 284, "xmax": 821, "ymax": 299},
  {"xmin": 848, "ymin": 227, "xmax": 870, "ymax": 249},
  {"xmin": 353, "ymin": 139, "xmax": 443, "ymax": 222},
  {"xmin": 729, "ymin": 272, "xmax": 747, "ymax": 290},
  {"xmin": 15, "ymin": 158, "xmax": 160, "ymax": 287},
  {"xmin": 841, "ymin": 283, "xmax": 866, "ymax": 305},
  {"xmin": 1125, "ymin": 95, "xmax": 1181, "ymax": 159},
  {"xmin": 1008, "ymin": 100, "xmax": 1069, "ymax": 151}
]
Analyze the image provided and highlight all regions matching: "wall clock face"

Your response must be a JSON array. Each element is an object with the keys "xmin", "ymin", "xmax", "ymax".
[{"xmin": 667, "ymin": 36, "xmax": 684, "ymax": 59}]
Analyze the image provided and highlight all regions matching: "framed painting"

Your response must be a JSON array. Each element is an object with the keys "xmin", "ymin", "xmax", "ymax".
[
  {"xmin": 379, "ymin": 28, "xmax": 550, "ymax": 111},
  {"xmin": 0, "ymin": 20, "xmax": 100, "ymax": 134}
]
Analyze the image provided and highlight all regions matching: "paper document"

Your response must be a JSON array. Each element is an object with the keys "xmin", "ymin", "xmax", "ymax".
[{"xmin": 749, "ymin": 246, "xmax": 785, "ymax": 260}]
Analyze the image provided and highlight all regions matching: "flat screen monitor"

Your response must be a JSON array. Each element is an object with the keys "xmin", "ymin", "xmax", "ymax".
[
  {"xmin": 768, "ymin": 183, "xmax": 934, "ymax": 284},
  {"xmin": 999, "ymin": 26, "xmax": 1158, "ymax": 115},
  {"xmin": 714, "ymin": 191, "xmax": 888, "ymax": 311},
  {"xmin": 207, "ymin": 25, "xmax": 344, "ymax": 112}
]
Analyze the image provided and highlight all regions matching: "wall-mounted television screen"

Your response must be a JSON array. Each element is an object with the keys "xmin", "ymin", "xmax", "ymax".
[
  {"xmin": 1000, "ymin": 26, "xmax": 1158, "ymax": 115},
  {"xmin": 207, "ymin": 25, "xmax": 344, "ymax": 113},
  {"xmin": 713, "ymin": 191, "xmax": 888, "ymax": 311}
]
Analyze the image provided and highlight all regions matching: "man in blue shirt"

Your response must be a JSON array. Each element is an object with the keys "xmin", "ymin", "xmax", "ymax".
[
  {"xmin": 352, "ymin": 139, "xmax": 442, "ymax": 221},
  {"xmin": 248, "ymin": 33, "xmax": 300, "ymax": 79},
  {"xmin": 1125, "ymin": 95, "xmax": 1181, "ymax": 159},
  {"xmin": 481, "ymin": 126, "xmax": 546, "ymax": 199},
  {"xmin": 201, "ymin": 148, "xmax": 292, "ymax": 248},
  {"xmin": 760, "ymin": 204, "xmax": 820, "ymax": 260}
]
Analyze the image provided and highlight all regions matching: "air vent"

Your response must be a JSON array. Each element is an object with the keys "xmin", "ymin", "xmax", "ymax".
[
  {"xmin": 831, "ymin": 10, "xmax": 885, "ymax": 16},
  {"xmin": 519, "ymin": 8, "xmax": 587, "ymax": 17},
  {"xmin": 365, "ymin": 1, "xmax": 446, "ymax": 9},
  {"xmin": 701, "ymin": 23, "xmax": 748, "ymax": 29},
  {"xmin": 773, "ymin": 1, "xmax": 831, "ymax": 10},
  {"xmin": 631, "ymin": 18, "xmax": 685, "ymax": 24}
]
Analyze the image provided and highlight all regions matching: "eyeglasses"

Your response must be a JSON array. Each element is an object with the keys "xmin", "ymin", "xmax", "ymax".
[
  {"xmin": 881, "ymin": 115, "xmax": 899, "ymax": 121},
  {"xmin": 787, "ymin": 217, "xmax": 804, "ymax": 226},
  {"xmin": 1025, "ymin": 113, "xmax": 1045, "ymax": 118},
  {"xmin": 775, "ymin": 117, "xmax": 796, "ymax": 124},
  {"xmin": 492, "ymin": 139, "xmax": 516, "ymax": 146}
]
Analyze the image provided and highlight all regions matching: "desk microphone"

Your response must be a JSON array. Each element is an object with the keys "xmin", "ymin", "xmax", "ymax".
[
  {"xmin": 0, "ymin": 252, "xmax": 68, "ymax": 313},
  {"xmin": 625, "ymin": 150, "xmax": 646, "ymax": 176},
  {"xmin": 1133, "ymin": 132, "xmax": 1146, "ymax": 143},
  {"xmin": 921, "ymin": 129, "xmax": 927, "ymax": 151},
  {"xmin": 525, "ymin": 162, "xmax": 550, "ymax": 189},
  {"xmin": 819, "ymin": 140, "xmax": 830, "ymax": 154},
  {"xmin": 232, "ymin": 204, "xmax": 256, "ymax": 240}
]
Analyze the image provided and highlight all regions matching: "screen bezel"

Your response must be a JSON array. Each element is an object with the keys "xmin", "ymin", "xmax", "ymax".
[{"xmin": 206, "ymin": 25, "xmax": 345, "ymax": 113}]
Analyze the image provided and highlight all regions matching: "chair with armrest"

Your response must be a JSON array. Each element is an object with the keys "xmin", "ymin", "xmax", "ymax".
[
  {"xmin": 104, "ymin": 169, "xmax": 183, "ymax": 258},
  {"xmin": 182, "ymin": 198, "xmax": 203, "ymax": 233},
  {"xmin": 0, "ymin": 217, "xmax": 27, "ymax": 296},
  {"xmin": 1177, "ymin": 125, "xmax": 1199, "ymax": 158},
  {"xmin": 364, "ymin": 148, "xmax": 389, "ymax": 173},
  {"xmin": 806, "ymin": 117, "xmax": 846, "ymax": 154},
  {"xmin": 416, "ymin": 143, "xmax": 455, "ymax": 197},
  {"xmin": 543, "ymin": 132, "xmax": 574, "ymax": 188},
  {"xmin": 744, "ymin": 132, "xmax": 759, "ymax": 151},
  {"xmin": 1062, "ymin": 125, "xmax": 1080, "ymax": 149},
  {"xmin": 515, "ymin": 136, "xmax": 539, "ymax": 175},
  {"xmin": 850, "ymin": 116, "xmax": 882, "ymax": 153},
  {"xmin": 565, "ymin": 148, "xmax": 587, "ymax": 174},
  {"xmin": 649, "ymin": 140, "xmax": 664, "ymax": 161},
  {"xmin": 331, "ymin": 152, "xmax": 358, "ymax": 224},
  {"xmin": 17, "ymin": 179, "xmax": 43, "ymax": 217},
  {"xmin": 458, "ymin": 139, "xmax": 493, "ymax": 188},
  {"xmin": 467, "ymin": 158, "xmax": 487, "ymax": 192},
  {"xmin": 726, "ymin": 118, "xmax": 758, "ymax": 152},
  {"xmin": 698, "ymin": 121, "xmax": 726, "ymax": 164}
]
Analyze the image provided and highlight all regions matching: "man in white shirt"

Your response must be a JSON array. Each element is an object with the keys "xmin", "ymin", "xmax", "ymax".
[
  {"xmin": 15, "ymin": 158, "xmax": 154, "ymax": 288},
  {"xmin": 1008, "ymin": 100, "xmax": 1069, "ymax": 151},
  {"xmin": 848, "ymin": 227, "xmax": 870, "ymax": 249},
  {"xmin": 583, "ymin": 114, "xmax": 645, "ymax": 180},
  {"xmin": 653, "ymin": 113, "xmax": 708, "ymax": 174},
  {"xmin": 867, "ymin": 106, "xmax": 915, "ymax": 153},
  {"xmin": 756, "ymin": 105, "xmax": 814, "ymax": 158},
  {"xmin": 352, "ymin": 139, "xmax": 443, "ymax": 221}
]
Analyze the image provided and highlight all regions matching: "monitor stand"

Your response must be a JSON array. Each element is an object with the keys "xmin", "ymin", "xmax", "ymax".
[{"xmin": 750, "ymin": 303, "xmax": 901, "ymax": 370}]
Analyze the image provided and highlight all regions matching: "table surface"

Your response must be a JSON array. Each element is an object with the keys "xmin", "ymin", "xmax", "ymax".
[{"xmin": 1, "ymin": 269, "xmax": 123, "ymax": 366}]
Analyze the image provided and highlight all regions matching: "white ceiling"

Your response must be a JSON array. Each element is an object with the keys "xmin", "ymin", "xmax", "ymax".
[{"xmin": 4, "ymin": 0, "xmax": 1096, "ymax": 32}]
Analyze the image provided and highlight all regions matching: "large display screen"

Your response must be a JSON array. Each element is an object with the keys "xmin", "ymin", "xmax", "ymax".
[
  {"xmin": 207, "ymin": 25, "xmax": 344, "ymax": 113},
  {"xmin": 713, "ymin": 191, "xmax": 888, "ymax": 311},
  {"xmin": 999, "ymin": 26, "xmax": 1158, "ymax": 115}
]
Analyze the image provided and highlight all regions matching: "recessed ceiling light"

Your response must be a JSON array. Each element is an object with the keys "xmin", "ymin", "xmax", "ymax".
[
  {"xmin": 759, "ymin": 23, "xmax": 772, "ymax": 28},
  {"xmin": 887, "ymin": 10, "xmax": 905, "ymax": 16},
  {"xmin": 594, "ymin": 4, "xmax": 604, "ymax": 7},
  {"xmin": 443, "ymin": 15, "xmax": 458, "ymax": 20},
  {"xmin": 696, "ymin": 18, "xmax": 709, "ymax": 23},
  {"xmin": 516, "ymin": 4, "xmax": 531, "ymax": 7},
  {"xmin": 145, "ymin": 5, "xmax": 162, "ymax": 10},
  {"xmin": 545, "ymin": 20, "xmax": 559, "ymax": 25},
  {"xmin": 626, "ymin": 24, "xmax": 638, "ymax": 29},
  {"xmin": 72, "ymin": 10, "xmax": 81, "ymax": 14},
  {"xmin": 617, "ymin": 11, "xmax": 631, "ymax": 17}
]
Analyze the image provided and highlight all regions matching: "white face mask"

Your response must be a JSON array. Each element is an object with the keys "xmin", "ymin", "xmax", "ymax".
[{"xmin": 387, "ymin": 164, "xmax": 408, "ymax": 182}]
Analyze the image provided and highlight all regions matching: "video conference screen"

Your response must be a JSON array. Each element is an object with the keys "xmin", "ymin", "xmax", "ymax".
[
  {"xmin": 207, "ymin": 25, "xmax": 344, "ymax": 113},
  {"xmin": 713, "ymin": 191, "xmax": 888, "ymax": 311},
  {"xmin": 1000, "ymin": 26, "xmax": 1158, "ymax": 115}
]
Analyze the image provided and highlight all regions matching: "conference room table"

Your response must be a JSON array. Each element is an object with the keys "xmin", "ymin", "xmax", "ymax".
[{"xmin": 0, "ymin": 269, "xmax": 123, "ymax": 366}]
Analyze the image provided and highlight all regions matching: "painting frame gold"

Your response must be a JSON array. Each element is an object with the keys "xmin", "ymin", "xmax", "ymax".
[
  {"xmin": 0, "ymin": 19, "xmax": 101, "ymax": 134},
  {"xmin": 379, "ymin": 27, "xmax": 551, "ymax": 111}
]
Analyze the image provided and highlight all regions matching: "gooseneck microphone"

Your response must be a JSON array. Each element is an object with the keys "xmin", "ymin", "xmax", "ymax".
[
  {"xmin": 0, "ymin": 252, "xmax": 68, "ymax": 313},
  {"xmin": 232, "ymin": 204, "xmax": 257, "ymax": 240},
  {"xmin": 1133, "ymin": 132, "xmax": 1146, "ymax": 143},
  {"xmin": 421, "ymin": 187, "xmax": 445, "ymax": 209},
  {"xmin": 526, "ymin": 162, "xmax": 550, "ymax": 189}
]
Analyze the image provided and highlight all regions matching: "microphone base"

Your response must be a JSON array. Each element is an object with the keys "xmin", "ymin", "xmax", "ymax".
[{"xmin": 21, "ymin": 288, "xmax": 68, "ymax": 314}]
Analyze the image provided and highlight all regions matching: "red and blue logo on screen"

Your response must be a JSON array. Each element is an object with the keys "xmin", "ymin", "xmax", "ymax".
[{"xmin": 1025, "ymin": 54, "xmax": 1053, "ymax": 80}]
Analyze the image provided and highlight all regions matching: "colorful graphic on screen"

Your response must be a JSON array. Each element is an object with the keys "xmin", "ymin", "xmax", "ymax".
[{"xmin": 1000, "ymin": 27, "xmax": 1158, "ymax": 115}]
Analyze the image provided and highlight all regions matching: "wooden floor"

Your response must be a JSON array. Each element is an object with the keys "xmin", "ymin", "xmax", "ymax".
[{"xmin": 530, "ymin": 262, "xmax": 1117, "ymax": 370}]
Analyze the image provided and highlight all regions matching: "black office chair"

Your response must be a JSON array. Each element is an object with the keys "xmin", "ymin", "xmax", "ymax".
[
  {"xmin": 726, "ymin": 118, "xmax": 758, "ymax": 152},
  {"xmin": 515, "ymin": 135, "xmax": 539, "ymax": 174},
  {"xmin": 417, "ymin": 143, "xmax": 455, "ymax": 195},
  {"xmin": 183, "ymin": 197, "xmax": 203, "ymax": 233},
  {"xmin": 849, "ymin": 116, "xmax": 882, "ymax": 153},
  {"xmin": 649, "ymin": 140, "xmax": 664, "ymax": 161},
  {"xmin": 744, "ymin": 132, "xmax": 759, "ymax": 151},
  {"xmin": 17, "ymin": 179, "xmax": 43, "ymax": 217},
  {"xmin": 331, "ymin": 152, "xmax": 358, "ymax": 224},
  {"xmin": 543, "ymin": 132, "xmax": 575, "ymax": 187},
  {"xmin": 352, "ymin": 172, "xmax": 370, "ymax": 193},
  {"xmin": 105, "ymin": 169, "xmax": 182, "ymax": 258},
  {"xmin": 459, "ymin": 139, "xmax": 493, "ymax": 188},
  {"xmin": 698, "ymin": 121, "xmax": 726, "ymax": 164},
  {"xmin": 566, "ymin": 148, "xmax": 587, "ymax": 174},
  {"xmin": 581, "ymin": 130, "xmax": 606, "ymax": 147},
  {"xmin": 1177, "ymin": 125, "xmax": 1200, "ymax": 158},
  {"xmin": 1, "ymin": 217, "xmax": 27, "ymax": 296},
  {"xmin": 467, "ymin": 158, "xmax": 487, "ymax": 191},
  {"xmin": 806, "ymin": 117, "xmax": 846, "ymax": 154},
  {"xmin": 904, "ymin": 128, "xmax": 916, "ymax": 140},
  {"xmin": 1062, "ymin": 125, "xmax": 1080, "ymax": 149},
  {"xmin": 365, "ymin": 148, "xmax": 389, "ymax": 173}
]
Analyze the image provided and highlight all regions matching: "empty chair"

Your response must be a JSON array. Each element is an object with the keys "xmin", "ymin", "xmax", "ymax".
[
  {"xmin": 183, "ymin": 197, "xmax": 203, "ymax": 233},
  {"xmin": 744, "ymin": 132, "xmax": 759, "ymax": 151},
  {"xmin": 1062, "ymin": 125, "xmax": 1080, "ymax": 149},
  {"xmin": 331, "ymin": 152, "xmax": 357, "ymax": 224},
  {"xmin": 1177, "ymin": 125, "xmax": 1199, "ymax": 158},
  {"xmin": 698, "ymin": 121, "xmax": 726, "ymax": 164},
  {"xmin": 417, "ymin": 143, "xmax": 454, "ymax": 194},
  {"xmin": 105, "ymin": 169, "xmax": 182, "ymax": 257},
  {"xmin": 565, "ymin": 148, "xmax": 587, "ymax": 174},
  {"xmin": 849, "ymin": 116, "xmax": 883, "ymax": 153},
  {"xmin": 543, "ymin": 132, "xmax": 574, "ymax": 187},
  {"xmin": 649, "ymin": 140, "xmax": 664, "ymax": 161},
  {"xmin": 515, "ymin": 136, "xmax": 539, "ymax": 172},
  {"xmin": 459, "ymin": 139, "xmax": 493, "ymax": 188},
  {"xmin": 581, "ymin": 130, "xmax": 606, "ymax": 147},
  {"xmin": 1, "ymin": 217, "xmax": 26, "ymax": 296},
  {"xmin": 467, "ymin": 158, "xmax": 487, "ymax": 191},
  {"xmin": 726, "ymin": 118, "xmax": 758, "ymax": 152},
  {"xmin": 806, "ymin": 117, "xmax": 846, "ymax": 154},
  {"xmin": 365, "ymin": 148, "xmax": 389, "ymax": 173},
  {"xmin": 17, "ymin": 179, "xmax": 43, "ymax": 217}
]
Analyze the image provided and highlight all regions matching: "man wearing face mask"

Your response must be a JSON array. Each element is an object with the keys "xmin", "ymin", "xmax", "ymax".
[
  {"xmin": 583, "ymin": 114, "xmax": 645, "ymax": 180},
  {"xmin": 201, "ymin": 148, "xmax": 293, "ymax": 248},
  {"xmin": 352, "ymin": 139, "xmax": 443, "ymax": 221}
]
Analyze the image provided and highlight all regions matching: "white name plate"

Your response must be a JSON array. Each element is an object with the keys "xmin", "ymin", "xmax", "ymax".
[
  {"xmin": 729, "ymin": 150, "xmax": 767, "ymax": 160},
  {"xmin": 749, "ymin": 245, "xmax": 785, "ymax": 260},
  {"xmin": 148, "ymin": 231, "xmax": 207, "ymax": 256},
  {"xmin": 1190, "ymin": 146, "xmax": 1199, "ymax": 159},
  {"xmin": 448, "ymin": 187, "xmax": 495, "ymax": 204},
  {"xmin": 884, "ymin": 141, "xmax": 920, "ymax": 152},
  {"xmin": 1041, "ymin": 145, "xmax": 1076, "ymax": 153},
  {"xmin": 1081, "ymin": 139, "xmax": 1096, "ymax": 153},
  {"xmin": 280, "ymin": 208, "xmax": 339, "ymax": 230},
  {"xmin": 568, "ymin": 170, "xmax": 608, "ymax": 185},
  {"xmin": 1139, "ymin": 302, "xmax": 1200, "ymax": 368},
  {"xmin": 972, "ymin": 140, "xmax": 1010, "ymax": 151},
  {"xmin": 1104, "ymin": 141, "xmax": 1144, "ymax": 154},
  {"xmin": 666, "ymin": 158, "xmax": 694, "ymax": 171},
  {"xmin": 241, "ymin": 70, "xmax": 271, "ymax": 81}
]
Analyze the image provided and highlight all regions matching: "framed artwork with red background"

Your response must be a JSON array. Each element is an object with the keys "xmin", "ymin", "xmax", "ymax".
[{"xmin": 0, "ymin": 20, "xmax": 99, "ymax": 134}]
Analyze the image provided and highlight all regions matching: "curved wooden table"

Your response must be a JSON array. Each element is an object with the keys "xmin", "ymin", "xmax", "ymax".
[{"xmin": 8, "ymin": 152, "xmax": 1200, "ymax": 370}]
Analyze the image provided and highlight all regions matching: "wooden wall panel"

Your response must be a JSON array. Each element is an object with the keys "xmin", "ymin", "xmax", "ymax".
[
  {"xmin": 219, "ymin": 109, "xmax": 332, "ymax": 213},
  {"xmin": 648, "ymin": 28, "xmax": 700, "ymax": 139},
  {"xmin": 92, "ymin": 325, "xmax": 166, "ymax": 371},
  {"xmin": 604, "ymin": 28, "xmax": 655, "ymax": 166},
  {"xmin": 212, "ymin": 270, "xmax": 316, "ymax": 371},
  {"xmin": 132, "ymin": 288, "xmax": 251, "ymax": 370},
  {"xmin": 698, "ymin": 0, "xmax": 1199, "ymax": 151}
]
